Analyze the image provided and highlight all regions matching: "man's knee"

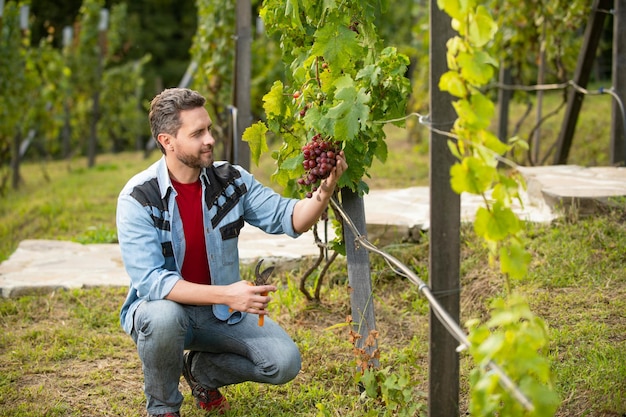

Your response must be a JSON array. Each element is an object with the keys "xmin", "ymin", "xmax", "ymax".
[
  {"xmin": 272, "ymin": 342, "xmax": 302, "ymax": 384},
  {"xmin": 134, "ymin": 300, "xmax": 188, "ymax": 339}
]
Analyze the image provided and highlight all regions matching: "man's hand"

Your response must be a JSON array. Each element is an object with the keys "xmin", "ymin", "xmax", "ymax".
[
  {"xmin": 226, "ymin": 280, "xmax": 276, "ymax": 315},
  {"xmin": 319, "ymin": 151, "xmax": 347, "ymax": 194}
]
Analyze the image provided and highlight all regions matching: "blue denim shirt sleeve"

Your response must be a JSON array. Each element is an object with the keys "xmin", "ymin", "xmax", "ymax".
[{"xmin": 237, "ymin": 166, "xmax": 300, "ymax": 238}]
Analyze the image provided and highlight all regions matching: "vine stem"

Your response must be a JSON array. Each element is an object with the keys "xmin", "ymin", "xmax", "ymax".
[{"xmin": 330, "ymin": 196, "xmax": 535, "ymax": 412}]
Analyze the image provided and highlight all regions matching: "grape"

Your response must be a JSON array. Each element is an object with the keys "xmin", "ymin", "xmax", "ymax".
[{"xmin": 299, "ymin": 134, "xmax": 341, "ymax": 198}]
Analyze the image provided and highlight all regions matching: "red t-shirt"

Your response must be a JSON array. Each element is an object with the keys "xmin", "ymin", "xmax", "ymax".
[{"xmin": 171, "ymin": 178, "xmax": 211, "ymax": 285}]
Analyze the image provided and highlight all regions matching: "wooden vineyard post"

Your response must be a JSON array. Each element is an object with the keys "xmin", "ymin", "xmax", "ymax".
[
  {"xmin": 611, "ymin": 0, "xmax": 626, "ymax": 165},
  {"xmin": 429, "ymin": 0, "xmax": 461, "ymax": 416},
  {"xmin": 233, "ymin": 0, "xmax": 252, "ymax": 171},
  {"xmin": 87, "ymin": 8, "xmax": 108, "ymax": 169},
  {"xmin": 497, "ymin": 65, "xmax": 512, "ymax": 144},
  {"xmin": 553, "ymin": 0, "xmax": 612, "ymax": 164},
  {"xmin": 341, "ymin": 188, "xmax": 379, "ymax": 370}
]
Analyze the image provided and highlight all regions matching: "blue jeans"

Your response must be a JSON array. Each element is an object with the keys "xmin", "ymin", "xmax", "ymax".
[{"xmin": 131, "ymin": 300, "xmax": 302, "ymax": 415}]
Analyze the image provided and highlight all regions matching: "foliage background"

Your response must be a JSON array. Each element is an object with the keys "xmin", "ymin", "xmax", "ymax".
[{"xmin": 3, "ymin": 0, "xmax": 610, "ymax": 174}]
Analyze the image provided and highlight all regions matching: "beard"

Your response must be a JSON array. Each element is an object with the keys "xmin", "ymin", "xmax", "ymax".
[{"xmin": 176, "ymin": 148, "xmax": 214, "ymax": 169}]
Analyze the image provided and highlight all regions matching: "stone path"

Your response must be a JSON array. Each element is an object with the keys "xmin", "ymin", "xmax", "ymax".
[{"xmin": 1, "ymin": 165, "xmax": 624, "ymax": 298}]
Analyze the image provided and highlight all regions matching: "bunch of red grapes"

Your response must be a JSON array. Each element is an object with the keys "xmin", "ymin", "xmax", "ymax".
[{"xmin": 297, "ymin": 133, "xmax": 341, "ymax": 198}]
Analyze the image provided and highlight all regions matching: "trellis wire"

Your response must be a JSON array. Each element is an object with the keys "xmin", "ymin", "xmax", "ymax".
[
  {"xmin": 379, "ymin": 79, "xmax": 626, "ymax": 161},
  {"xmin": 493, "ymin": 80, "xmax": 626, "ymax": 149},
  {"xmin": 329, "ymin": 196, "xmax": 535, "ymax": 412}
]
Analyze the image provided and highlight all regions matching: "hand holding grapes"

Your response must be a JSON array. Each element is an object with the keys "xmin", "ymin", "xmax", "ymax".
[
  {"xmin": 321, "ymin": 150, "xmax": 347, "ymax": 194},
  {"xmin": 291, "ymin": 138, "xmax": 347, "ymax": 233},
  {"xmin": 298, "ymin": 134, "xmax": 347, "ymax": 198}
]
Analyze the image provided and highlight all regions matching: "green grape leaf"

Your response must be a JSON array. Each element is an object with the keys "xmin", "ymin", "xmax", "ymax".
[
  {"xmin": 327, "ymin": 76, "xmax": 371, "ymax": 140},
  {"xmin": 373, "ymin": 137, "xmax": 388, "ymax": 163},
  {"xmin": 356, "ymin": 179, "xmax": 370, "ymax": 195},
  {"xmin": 473, "ymin": 202, "xmax": 520, "ymax": 241},
  {"xmin": 242, "ymin": 122, "xmax": 269, "ymax": 167},
  {"xmin": 437, "ymin": 0, "xmax": 470, "ymax": 22},
  {"xmin": 493, "ymin": 173, "xmax": 523, "ymax": 205},
  {"xmin": 333, "ymin": 74, "xmax": 356, "ymax": 93},
  {"xmin": 457, "ymin": 51, "xmax": 496, "ymax": 86},
  {"xmin": 281, "ymin": 153, "xmax": 304, "ymax": 171},
  {"xmin": 360, "ymin": 369, "xmax": 379, "ymax": 398},
  {"xmin": 271, "ymin": 167, "xmax": 291, "ymax": 190},
  {"xmin": 468, "ymin": 6, "xmax": 498, "ymax": 47},
  {"xmin": 311, "ymin": 24, "xmax": 362, "ymax": 70},
  {"xmin": 446, "ymin": 36, "xmax": 465, "ymax": 58},
  {"xmin": 450, "ymin": 156, "xmax": 495, "ymax": 194},
  {"xmin": 284, "ymin": 0, "xmax": 303, "ymax": 30},
  {"xmin": 479, "ymin": 129, "xmax": 509, "ymax": 156},
  {"xmin": 452, "ymin": 99, "xmax": 477, "ymax": 129},
  {"xmin": 499, "ymin": 239, "xmax": 531, "ymax": 279},
  {"xmin": 439, "ymin": 70, "xmax": 468, "ymax": 98},
  {"xmin": 447, "ymin": 139, "xmax": 462, "ymax": 160},
  {"xmin": 263, "ymin": 80, "xmax": 286, "ymax": 118},
  {"xmin": 509, "ymin": 135, "xmax": 529, "ymax": 149},
  {"xmin": 476, "ymin": 332, "xmax": 505, "ymax": 364},
  {"xmin": 521, "ymin": 379, "xmax": 561, "ymax": 417},
  {"xmin": 356, "ymin": 64, "xmax": 382, "ymax": 87},
  {"xmin": 452, "ymin": 92, "xmax": 495, "ymax": 130},
  {"xmin": 487, "ymin": 295, "xmax": 530, "ymax": 327},
  {"xmin": 303, "ymin": 105, "xmax": 323, "ymax": 132}
]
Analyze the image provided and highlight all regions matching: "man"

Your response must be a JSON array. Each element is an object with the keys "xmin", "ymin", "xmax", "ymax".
[{"xmin": 116, "ymin": 87, "xmax": 347, "ymax": 417}]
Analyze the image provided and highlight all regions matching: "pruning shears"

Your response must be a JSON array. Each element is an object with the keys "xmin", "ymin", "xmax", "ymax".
[
  {"xmin": 255, "ymin": 258, "xmax": 275, "ymax": 286},
  {"xmin": 255, "ymin": 259, "xmax": 274, "ymax": 326}
]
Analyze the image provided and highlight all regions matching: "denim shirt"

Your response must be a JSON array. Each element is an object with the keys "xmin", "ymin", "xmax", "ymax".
[{"xmin": 116, "ymin": 156, "xmax": 299, "ymax": 334}]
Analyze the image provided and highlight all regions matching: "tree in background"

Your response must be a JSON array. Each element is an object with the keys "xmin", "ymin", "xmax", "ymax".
[
  {"xmin": 97, "ymin": 3, "xmax": 151, "ymax": 153},
  {"xmin": 25, "ymin": 0, "xmax": 195, "ymax": 97},
  {"xmin": 189, "ymin": 0, "xmax": 285, "ymax": 161},
  {"xmin": 0, "ymin": 0, "xmax": 151, "ymax": 192},
  {"xmin": 487, "ymin": 0, "xmax": 594, "ymax": 165},
  {"xmin": 71, "ymin": 0, "xmax": 105, "ymax": 167},
  {"xmin": 0, "ymin": 1, "xmax": 65, "ymax": 191},
  {"xmin": 0, "ymin": 0, "xmax": 610, "ymax": 192},
  {"xmin": 0, "ymin": 1, "xmax": 28, "ymax": 191},
  {"xmin": 490, "ymin": 0, "xmax": 591, "ymax": 85}
]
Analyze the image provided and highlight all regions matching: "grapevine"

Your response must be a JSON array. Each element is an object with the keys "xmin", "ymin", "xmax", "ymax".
[
  {"xmin": 244, "ymin": 0, "xmax": 411, "ymax": 400},
  {"xmin": 244, "ymin": 0, "xmax": 411, "ymax": 199},
  {"xmin": 437, "ymin": 0, "xmax": 560, "ymax": 415}
]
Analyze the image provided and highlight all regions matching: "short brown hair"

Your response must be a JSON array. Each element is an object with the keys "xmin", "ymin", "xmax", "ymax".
[{"xmin": 149, "ymin": 88, "xmax": 206, "ymax": 154}]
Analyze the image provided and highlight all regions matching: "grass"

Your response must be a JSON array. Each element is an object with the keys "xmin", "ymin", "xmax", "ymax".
[
  {"xmin": 0, "ymin": 215, "xmax": 624, "ymax": 416},
  {"xmin": 0, "ymin": 152, "xmax": 161, "ymax": 263},
  {"xmin": 0, "ymin": 89, "xmax": 625, "ymax": 416}
]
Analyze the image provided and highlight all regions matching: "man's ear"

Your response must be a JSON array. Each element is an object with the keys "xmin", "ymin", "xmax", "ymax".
[{"xmin": 157, "ymin": 133, "xmax": 173, "ymax": 152}]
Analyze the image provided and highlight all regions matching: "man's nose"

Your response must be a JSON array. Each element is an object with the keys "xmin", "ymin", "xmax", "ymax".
[{"xmin": 204, "ymin": 130, "xmax": 215, "ymax": 145}]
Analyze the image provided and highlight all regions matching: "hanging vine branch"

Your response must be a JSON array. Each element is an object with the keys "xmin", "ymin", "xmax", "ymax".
[{"xmin": 436, "ymin": 1, "xmax": 560, "ymax": 415}]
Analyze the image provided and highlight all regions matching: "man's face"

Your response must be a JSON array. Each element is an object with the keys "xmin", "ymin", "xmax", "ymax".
[{"xmin": 170, "ymin": 106, "xmax": 215, "ymax": 169}]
